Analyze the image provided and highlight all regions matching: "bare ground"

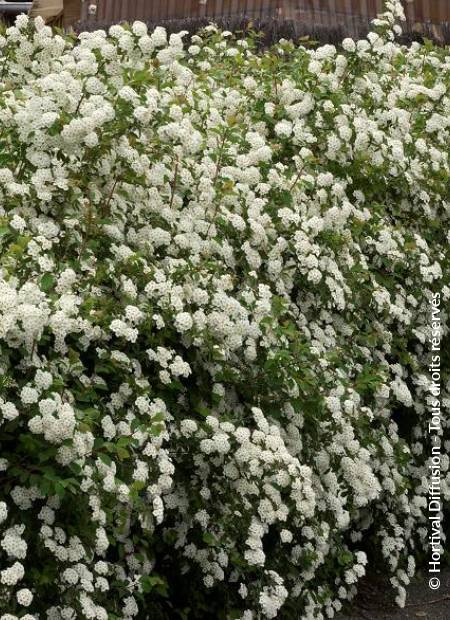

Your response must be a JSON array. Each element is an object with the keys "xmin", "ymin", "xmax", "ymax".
[{"xmin": 336, "ymin": 567, "xmax": 450, "ymax": 620}]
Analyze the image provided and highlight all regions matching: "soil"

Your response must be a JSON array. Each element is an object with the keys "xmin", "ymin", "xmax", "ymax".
[{"xmin": 336, "ymin": 568, "xmax": 450, "ymax": 620}]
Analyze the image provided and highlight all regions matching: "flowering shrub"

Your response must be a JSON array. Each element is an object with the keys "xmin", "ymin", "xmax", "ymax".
[{"xmin": 0, "ymin": 2, "xmax": 449, "ymax": 618}]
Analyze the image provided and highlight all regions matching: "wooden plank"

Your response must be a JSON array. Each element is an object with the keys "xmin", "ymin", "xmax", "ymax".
[
  {"xmin": 430, "ymin": 0, "xmax": 448, "ymax": 23},
  {"xmin": 204, "ymin": 0, "xmax": 216, "ymax": 18},
  {"xmin": 135, "ymin": 0, "xmax": 145, "ymax": 20},
  {"xmin": 327, "ymin": 0, "xmax": 338, "ymax": 29},
  {"xmin": 212, "ymin": 0, "xmax": 224, "ymax": 19},
  {"xmin": 185, "ymin": 0, "xmax": 195, "ymax": 21},
  {"xmin": 96, "ymin": 0, "xmax": 106, "ymax": 21},
  {"xmin": 124, "ymin": 0, "xmax": 136, "ymax": 21},
  {"xmin": 246, "ymin": 0, "xmax": 252, "ymax": 19},
  {"xmin": 368, "ymin": 0, "xmax": 375, "ymax": 17},
  {"xmin": 230, "ymin": 0, "xmax": 241, "ymax": 19},
  {"xmin": 412, "ymin": 0, "xmax": 423, "ymax": 22},
  {"xmin": 335, "ymin": 0, "xmax": 350, "ymax": 15},
  {"xmin": 257, "ymin": 0, "xmax": 268, "ymax": 19},
  {"xmin": 63, "ymin": 0, "xmax": 80, "ymax": 26},
  {"xmin": 167, "ymin": 0, "xmax": 176, "ymax": 19},
  {"xmin": 221, "ymin": 0, "xmax": 231, "ymax": 18},
  {"xmin": 281, "ymin": 0, "xmax": 294, "ymax": 20},
  {"xmin": 106, "ymin": 0, "xmax": 114, "ymax": 22},
  {"xmin": 109, "ymin": 0, "xmax": 117, "ymax": 21},
  {"xmin": 421, "ymin": 0, "xmax": 430, "ymax": 22},
  {"xmin": 404, "ymin": 0, "xmax": 415, "ymax": 24},
  {"xmin": 359, "ymin": 0, "xmax": 368, "ymax": 20}
]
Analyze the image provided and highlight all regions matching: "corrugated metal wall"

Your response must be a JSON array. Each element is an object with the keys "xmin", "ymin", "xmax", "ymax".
[{"xmin": 80, "ymin": 1, "xmax": 450, "ymax": 38}]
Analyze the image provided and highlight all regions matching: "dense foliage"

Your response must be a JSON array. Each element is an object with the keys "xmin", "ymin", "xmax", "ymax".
[{"xmin": 0, "ymin": 2, "xmax": 449, "ymax": 618}]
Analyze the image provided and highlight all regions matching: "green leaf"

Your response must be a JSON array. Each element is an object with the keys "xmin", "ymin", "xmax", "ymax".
[
  {"xmin": 196, "ymin": 405, "xmax": 210, "ymax": 418},
  {"xmin": 116, "ymin": 447, "xmax": 130, "ymax": 461},
  {"xmin": 40, "ymin": 273, "xmax": 56, "ymax": 291},
  {"xmin": 54, "ymin": 483, "xmax": 66, "ymax": 498},
  {"xmin": 149, "ymin": 423, "xmax": 165, "ymax": 436},
  {"xmin": 202, "ymin": 532, "xmax": 217, "ymax": 547},
  {"xmin": 98, "ymin": 453, "xmax": 112, "ymax": 466},
  {"xmin": 151, "ymin": 411, "xmax": 165, "ymax": 423},
  {"xmin": 131, "ymin": 480, "xmax": 146, "ymax": 493},
  {"xmin": 43, "ymin": 469, "xmax": 59, "ymax": 482},
  {"xmin": 117, "ymin": 436, "xmax": 131, "ymax": 448},
  {"xmin": 140, "ymin": 574, "xmax": 168, "ymax": 596},
  {"xmin": 338, "ymin": 551, "xmax": 353, "ymax": 566}
]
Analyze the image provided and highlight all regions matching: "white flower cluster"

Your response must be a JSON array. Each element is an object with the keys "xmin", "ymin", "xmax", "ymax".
[{"xmin": 0, "ymin": 3, "xmax": 448, "ymax": 618}]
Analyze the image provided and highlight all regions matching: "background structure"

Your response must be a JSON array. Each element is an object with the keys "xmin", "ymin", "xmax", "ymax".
[{"xmin": 79, "ymin": 0, "xmax": 450, "ymax": 42}]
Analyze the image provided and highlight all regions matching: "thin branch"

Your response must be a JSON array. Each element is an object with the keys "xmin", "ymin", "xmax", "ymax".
[
  {"xmin": 102, "ymin": 176, "xmax": 120, "ymax": 217},
  {"xmin": 204, "ymin": 127, "xmax": 229, "ymax": 240},
  {"xmin": 169, "ymin": 159, "xmax": 179, "ymax": 211},
  {"xmin": 289, "ymin": 167, "xmax": 303, "ymax": 193},
  {"xmin": 74, "ymin": 61, "xmax": 106, "ymax": 115},
  {"xmin": 212, "ymin": 130, "xmax": 228, "ymax": 186},
  {"xmin": 78, "ymin": 199, "xmax": 93, "ymax": 258}
]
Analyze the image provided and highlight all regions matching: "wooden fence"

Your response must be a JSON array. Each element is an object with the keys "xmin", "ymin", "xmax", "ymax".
[{"xmin": 79, "ymin": 1, "xmax": 450, "ymax": 42}]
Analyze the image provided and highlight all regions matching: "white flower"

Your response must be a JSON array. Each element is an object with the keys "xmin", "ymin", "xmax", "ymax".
[
  {"xmin": 132, "ymin": 21, "xmax": 147, "ymax": 37},
  {"xmin": 10, "ymin": 215, "xmax": 26, "ymax": 233},
  {"xmin": 280, "ymin": 529, "xmax": 293, "ymax": 543},
  {"xmin": 1, "ymin": 562, "xmax": 25, "ymax": 586},
  {"xmin": 1, "ymin": 402, "xmax": 19, "ymax": 421},
  {"xmin": 63, "ymin": 568, "xmax": 79, "ymax": 585},
  {"xmin": 342, "ymin": 38, "xmax": 356, "ymax": 52},
  {"xmin": 20, "ymin": 387, "xmax": 39, "ymax": 405},
  {"xmin": 174, "ymin": 312, "xmax": 193, "ymax": 333},
  {"xmin": 0, "ymin": 502, "xmax": 8, "ymax": 524},
  {"xmin": 150, "ymin": 26, "xmax": 167, "ymax": 48},
  {"xmin": 16, "ymin": 588, "xmax": 33, "ymax": 607}
]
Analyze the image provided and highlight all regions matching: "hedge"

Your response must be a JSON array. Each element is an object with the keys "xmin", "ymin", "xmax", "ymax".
[{"xmin": 0, "ymin": 2, "xmax": 448, "ymax": 618}]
